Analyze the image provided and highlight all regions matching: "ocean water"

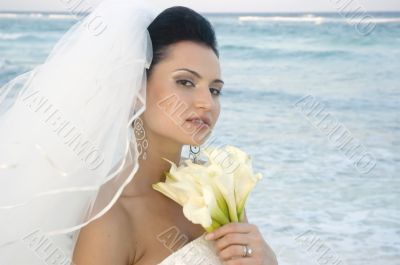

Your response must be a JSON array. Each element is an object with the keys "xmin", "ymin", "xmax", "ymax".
[{"xmin": 1, "ymin": 12, "xmax": 399, "ymax": 265}]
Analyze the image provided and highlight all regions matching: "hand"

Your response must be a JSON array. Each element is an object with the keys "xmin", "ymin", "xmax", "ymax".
[{"xmin": 205, "ymin": 222, "xmax": 278, "ymax": 265}]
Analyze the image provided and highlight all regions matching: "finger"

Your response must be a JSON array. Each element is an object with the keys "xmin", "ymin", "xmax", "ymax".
[
  {"xmin": 218, "ymin": 244, "xmax": 249, "ymax": 261},
  {"xmin": 223, "ymin": 257, "xmax": 259, "ymax": 265},
  {"xmin": 214, "ymin": 232, "xmax": 251, "ymax": 253},
  {"xmin": 206, "ymin": 222, "xmax": 253, "ymax": 240}
]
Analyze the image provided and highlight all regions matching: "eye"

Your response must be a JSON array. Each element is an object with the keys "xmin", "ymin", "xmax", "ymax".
[
  {"xmin": 176, "ymin": 79, "xmax": 195, "ymax": 87},
  {"xmin": 210, "ymin": 88, "xmax": 222, "ymax": 96}
]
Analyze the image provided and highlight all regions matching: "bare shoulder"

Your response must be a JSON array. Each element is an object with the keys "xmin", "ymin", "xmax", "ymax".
[{"xmin": 72, "ymin": 202, "xmax": 135, "ymax": 265}]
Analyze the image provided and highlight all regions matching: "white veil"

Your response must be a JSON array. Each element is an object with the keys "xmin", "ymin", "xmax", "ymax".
[{"xmin": 0, "ymin": 0, "xmax": 159, "ymax": 263}]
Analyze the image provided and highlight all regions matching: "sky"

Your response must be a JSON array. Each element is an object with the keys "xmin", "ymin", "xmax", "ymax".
[{"xmin": 0, "ymin": 0, "xmax": 399, "ymax": 13}]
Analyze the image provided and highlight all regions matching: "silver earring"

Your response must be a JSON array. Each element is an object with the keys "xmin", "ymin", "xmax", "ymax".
[
  {"xmin": 133, "ymin": 117, "xmax": 148, "ymax": 160},
  {"xmin": 189, "ymin": 145, "xmax": 201, "ymax": 164}
]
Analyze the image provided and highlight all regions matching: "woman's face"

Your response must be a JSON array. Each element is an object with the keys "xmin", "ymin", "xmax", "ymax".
[{"xmin": 143, "ymin": 40, "xmax": 223, "ymax": 146}]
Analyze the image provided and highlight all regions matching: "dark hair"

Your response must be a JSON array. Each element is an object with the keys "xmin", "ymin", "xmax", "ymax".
[{"xmin": 146, "ymin": 6, "xmax": 219, "ymax": 78}]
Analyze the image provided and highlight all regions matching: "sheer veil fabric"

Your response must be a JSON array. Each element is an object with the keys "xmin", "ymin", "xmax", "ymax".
[{"xmin": 0, "ymin": 0, "xmax": 159, "ymax": 263}]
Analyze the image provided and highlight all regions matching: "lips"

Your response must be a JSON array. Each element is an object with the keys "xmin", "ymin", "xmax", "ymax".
[{"xmin": 186, "ymin": 116, "xmax": 211, "ymax": 127}]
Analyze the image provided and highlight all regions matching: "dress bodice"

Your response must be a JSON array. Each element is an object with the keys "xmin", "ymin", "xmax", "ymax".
[{"xmin": 157, "ymin": 233, "xmax": 223, "ymax": 265}]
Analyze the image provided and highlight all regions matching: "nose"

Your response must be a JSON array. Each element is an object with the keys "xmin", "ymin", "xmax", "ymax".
[{"xmin": 194, "ymin": 86, "xmax": 213, "ymax": 110}]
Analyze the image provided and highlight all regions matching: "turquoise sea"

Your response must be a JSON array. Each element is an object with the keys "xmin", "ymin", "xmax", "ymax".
[{"xmin": 1, "ymin": 11, "xmax": 399, "ymax": 264}]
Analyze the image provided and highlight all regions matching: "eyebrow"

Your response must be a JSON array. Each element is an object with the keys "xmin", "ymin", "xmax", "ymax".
[{"xmin": 174, "ymin": 68, "xmax": 224, "ymax": 85}]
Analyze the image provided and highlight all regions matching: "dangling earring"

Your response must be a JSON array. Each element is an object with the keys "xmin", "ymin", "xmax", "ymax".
[
  {"xmin": 189, "ymin": 145, "xmax": 201, "ymax": 164},
  {"xmin": 133, "ymin": 117, "xmax": 148, "ymax": 160}
]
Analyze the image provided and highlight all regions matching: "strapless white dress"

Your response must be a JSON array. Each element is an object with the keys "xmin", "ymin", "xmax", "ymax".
[{"xmin": 157, "ymin": 233, "xmax": 223, "ymax": 265}]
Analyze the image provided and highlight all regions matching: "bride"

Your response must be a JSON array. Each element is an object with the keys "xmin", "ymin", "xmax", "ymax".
[{"xmin": 0, "ymin": 0, "xmax": 277, "ymax": 264}]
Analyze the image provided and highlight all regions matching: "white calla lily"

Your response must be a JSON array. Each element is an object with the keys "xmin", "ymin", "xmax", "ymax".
[
  {"xmin": 152, "ymin": 145, "xmax": 263, "ymax": 232},
  {"xmin": 182, "ymin": 196, "xmax": 212, "ymax": 228}
]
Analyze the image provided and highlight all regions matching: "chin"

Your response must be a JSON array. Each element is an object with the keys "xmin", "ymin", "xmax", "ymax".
[{"xmin": 187, "ymin": 129, "xmax": 213, "ymax": 146}]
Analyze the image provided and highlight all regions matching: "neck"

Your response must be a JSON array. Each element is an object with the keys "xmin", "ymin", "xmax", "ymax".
[{"xmin": 121, "ymin": 122, "xmax": 183, "ymax": 197}]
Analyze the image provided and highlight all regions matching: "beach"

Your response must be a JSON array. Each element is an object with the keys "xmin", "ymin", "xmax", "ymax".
[{"xmin": 1, "ymin": 11, "xmax": 399, "ymax": 264}]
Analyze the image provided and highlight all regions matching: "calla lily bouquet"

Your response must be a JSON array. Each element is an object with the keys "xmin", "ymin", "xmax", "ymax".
[{"xmin": 152, "ymin": 145, "xmax": 263, "ymax": 232}]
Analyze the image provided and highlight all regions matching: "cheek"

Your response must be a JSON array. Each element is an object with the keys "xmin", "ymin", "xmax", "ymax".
[
  {"xmin": 216, "ymin": 101, "xmax": 221, "ymax": 114},
  {"xmin": 144, "ymin": 86, "xmax": 187, "ymax": 132},
  {"xmin": 212, "ymin": 101, "xmax": 221, "ymax": 122}
]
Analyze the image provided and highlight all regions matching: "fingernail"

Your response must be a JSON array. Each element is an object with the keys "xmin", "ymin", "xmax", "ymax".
[{"xmin": 205, "ymin": 233, "xmax": 214, "ymax": 240}]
